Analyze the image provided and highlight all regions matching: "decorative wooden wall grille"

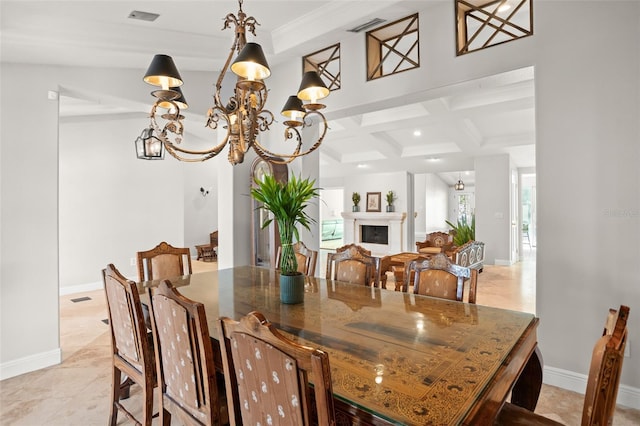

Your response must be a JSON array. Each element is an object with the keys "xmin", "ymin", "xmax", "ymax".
[
  {"xmin": 303, "ymin": 43, "xmax": 341, "ymax": 92},
  {"xmin": 366, "ymin": 13, "xmax": 419, "ymax": 81},
  {"xmin": 455, "ymin": 0, "xmax": 533, "ymax": 56}
]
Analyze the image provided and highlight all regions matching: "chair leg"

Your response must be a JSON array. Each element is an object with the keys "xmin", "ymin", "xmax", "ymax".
[
  {"xmin": 142, "ymin": 378, "xmax": 154, "ymax": 426},
  {"xmin": 109, "ymin": 366, "xmax": 121, "ymax": 426},
  {"xmin": 159, "ymin": 408, "xmax": 171, "ymax": 426},
  {"xmin": 119, "ymin": 375, "xmax": 134, "ymax": 399}
]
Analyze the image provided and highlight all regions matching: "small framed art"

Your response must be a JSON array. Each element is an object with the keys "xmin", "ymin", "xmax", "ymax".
[{"xmin": 366, "ymin": 192, "xmax": 381, "ymax": 212}]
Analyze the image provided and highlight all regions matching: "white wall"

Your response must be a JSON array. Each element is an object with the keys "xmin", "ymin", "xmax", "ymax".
[
  {"xmin": 59, "ymin": 116, "xmax": 185, "ymax": 289},
  {"xmin": 320, "ymin": 188, "xmax": 343, "ymax": 221},
  {"xmin": 183, "ymin": 161, "xmax": 218, "ymax": 253},
  {"xmin": 1, "ymin": 64, "xmax": 62, "ymax": 377},
  {"xmin": 424, "ymin": 173, "xmax": 449, "ymax": 233},
  {"xmin": 414, "ymin": 173, "xmax": 427, "ymax": 237},
  {"xmin": 534, "ymin": 1, "xmax": 640, "ymax": 395},
  {"xmin": 475, "ymin": 155, "xmax": 511, "ymax": 265}
]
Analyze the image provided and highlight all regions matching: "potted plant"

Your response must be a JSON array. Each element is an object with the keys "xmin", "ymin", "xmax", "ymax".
[
  {"xmin": 251, "ymin": 174, "xmax": 320, "ymax": 304},
  {"xmin": 385, "ymin": 190, "xmax": 396, "ymax": 212},
  {"xmin": 352, "ymin": 192, "xmax": 361, "ymax": 212},
  {"xmin": 445, "ymin": 215, "xmax": 475, "ymax": 246}
]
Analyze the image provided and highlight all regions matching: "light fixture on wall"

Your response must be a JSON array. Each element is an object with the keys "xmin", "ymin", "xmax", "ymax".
[
  {"xmin": 200, "ymin": 187, "xmax": 211, "ymax": 197},
  {"xmin": 455, "ymin": 173, "xmax": 465, "ymax": 191},
  {"xmin": 140, "ymin": 0, "xmax": 330, "ymax": 165}
]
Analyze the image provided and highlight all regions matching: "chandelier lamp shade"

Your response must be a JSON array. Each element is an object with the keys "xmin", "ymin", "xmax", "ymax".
[
  {"xmin": 139, "ymin": 0, "xmax": 330, "ymax": 165},
  {"xmin": 455, "ymin": 174, "xmax": 465, "ymax": 191}
]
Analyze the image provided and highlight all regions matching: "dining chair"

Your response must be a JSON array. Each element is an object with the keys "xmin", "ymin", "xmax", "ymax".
[
  {"xmin": 275, "ymin": 241, "xmax": 318, "ymax": 276},
  {"xmin": 336, "ymin": 243, "xmax": 371, "ymax": 256},
  {"xmin": 137, "ymin": 241, "xmax": 192, "ymax": 282},
  {"xmin": 102, "ymin": 263, "xmax": 156, "ymax": 426},
  {"xmin": 148, "ymin": 279, "xmax": 228, "ymax": 426},
  {"xmin": 415, "ymin": 231, "xmax": 454, "ymax": 255},
  {"xmin": 326, "ymin": 245, "xmax": 380, "ymax": 287},
  {"xmin": 496, "ymin": 305, "xmax": 630, "ymax": 426},
  {"xmin": 404, "ymin": 253, "xmax": 478, "ymax": 303},
  {"xmin": 196, "ymin": 230, "xmax": 219, "ymax": 261},
  {"xmin": 218, "ymin": 311, "xmax": 336, "ymax": 426}
]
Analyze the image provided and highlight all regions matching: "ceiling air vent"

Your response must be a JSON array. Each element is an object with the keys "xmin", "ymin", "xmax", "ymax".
[
  {"xmin": 128, "ymin": 10, "xmax": 160, "ymax": 22},
  {"xmin": 347, "ymin": 18, "xmax": 386, "ymax": 33}
]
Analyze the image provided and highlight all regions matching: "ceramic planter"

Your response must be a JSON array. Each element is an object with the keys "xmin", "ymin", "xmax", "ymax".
[{"xmin": 280, "ymin": 273, "xmax": 305, "ymax": 304}]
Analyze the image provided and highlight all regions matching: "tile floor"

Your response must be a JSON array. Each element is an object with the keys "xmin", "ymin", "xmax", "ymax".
[{"xmin": 1, "ymin": 253, "xmax": 638, "ymax": 425}]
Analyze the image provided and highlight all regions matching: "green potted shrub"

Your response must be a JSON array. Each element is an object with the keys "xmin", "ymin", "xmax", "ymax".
[
  {"xmin": 445, "ymin": 215, "xmax": 475, "ymax": 246},
  {"xmin": 385, "ymin": 190, "xmax": 396, "ymax": 212},
  {"xmin": 251, "ymin": 174, "xmax": 320, "ymax": 304},
  {"xmin": 352, "ymin": 192, "xmax": 361, "ymax": 212}
]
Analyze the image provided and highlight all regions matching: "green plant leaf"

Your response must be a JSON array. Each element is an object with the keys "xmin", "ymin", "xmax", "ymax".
[
  {"xmin": 250, "ymin": 174, "xmax": 320, "ymax": 274},
  {"xmin": 445, "ymin": 215, "xmax": 475, "ymax": 246}
]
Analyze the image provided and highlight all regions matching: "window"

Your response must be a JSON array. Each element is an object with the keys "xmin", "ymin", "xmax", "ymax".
[{"xmin": 366, "ymin": 14, "xmax": 419, "ymax": 81}]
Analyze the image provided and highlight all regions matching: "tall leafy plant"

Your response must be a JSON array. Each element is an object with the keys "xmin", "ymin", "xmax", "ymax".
[
  {"xmin": 250, "ymin": 174, "xmax": 320, "ymax": 275},
  {"xmin": 445, "ymin": 215, "xmax": 475, "ymax": 246}
]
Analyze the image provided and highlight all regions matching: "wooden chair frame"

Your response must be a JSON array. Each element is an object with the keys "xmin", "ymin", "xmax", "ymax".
[
  {"xmin": 275, "ymin": 241, "xmax": 318, "ymax": 276},
  {"xmin": 137, "ymin": 241, "xmax": 192, "ymax": 282},
  {"xmin": 196, "ymin": 231, "xmax": 218, "ymax": 262},
  {"xmin": 415, "ymin": 231, "xmax": 454, "ymax": 254},
  {"xmin": 404, "ymin": 253, "xmax": 477, "ymax": 303},
  {"xmin": 336, "ymin": 243, "xmax": 371, "ymax": 256},
  {"xmin": 102, "ymin": 264, "xmax": 156, "ymax": 426},
  {"xmin": 148, "ymin": 280, "xmax": 225, "ymax": 426},
  {"xmin": 326, "ymin": 245, "xmax": 380, "ymax": 287},
  {"xmin": 218, "ymin": 311, "xmax": 336, "ymax": 426},
  {"xmin": 496, "ymin": 305, "xmax": 630, "ymax": 426}
]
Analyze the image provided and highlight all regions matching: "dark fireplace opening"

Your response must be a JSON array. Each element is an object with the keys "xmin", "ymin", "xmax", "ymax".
[{"xmin": 361, "ymin": 225, "xmax": 389, "ymax": 245}]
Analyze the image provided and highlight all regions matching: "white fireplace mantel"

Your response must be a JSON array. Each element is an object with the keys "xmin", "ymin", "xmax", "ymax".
[{"xmin": 341, "ymin": 212, "xmax": 406, "ymax": 255}]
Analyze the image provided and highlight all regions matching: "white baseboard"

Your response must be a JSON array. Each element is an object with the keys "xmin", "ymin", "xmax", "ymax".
[
  {"xmin": 59, "ymin": 280, "xmax": 103, "ymax": 296},
  {"xmin": 0, "ymin": 348, "xmax": 61, "ymax": 381},
  {"xmin": 544, "ymin": 366, "xmax": 640, "ymax": 410},
  {"xmin": 495, "ymin": 258, "xmax": 515, "ymax": 266}
]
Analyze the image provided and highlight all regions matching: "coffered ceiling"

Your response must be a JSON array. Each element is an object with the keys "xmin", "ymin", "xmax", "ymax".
[{"xmin": 1, "ymin": 0, "xmax": 535, "ymax": 186}]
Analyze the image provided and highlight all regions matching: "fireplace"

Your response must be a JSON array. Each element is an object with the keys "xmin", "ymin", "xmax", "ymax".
[
  {"xmin": 361, "ymin": 225, "xmax": 388, "ymax": 245},
  {"xmin": 341, "ymin": 212, "xmax": 406, "ymax": 255}
]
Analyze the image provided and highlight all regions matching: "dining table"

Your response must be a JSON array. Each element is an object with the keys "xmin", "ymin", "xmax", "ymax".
[{"xmin": 139, "ymin": 265, "xmax": 542, "ymax": 425}]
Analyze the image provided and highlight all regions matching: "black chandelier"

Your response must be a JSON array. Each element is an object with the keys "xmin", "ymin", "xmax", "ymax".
[{"xmin": 138, "ymin": 0, "xmax": 330, "ymax": 165}]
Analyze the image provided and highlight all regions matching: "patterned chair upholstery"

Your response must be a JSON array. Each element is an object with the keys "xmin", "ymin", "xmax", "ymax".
[
  {"xmin": 415, "ymin": 231, "xmax": 454, "ymax": 255},
  {"xmin": 218, "ymin": 311, "xmax": 336, "ymax": 426},
  {"xmin": 102, "ymin": 264, "xmax": 156, "ymax": 426},
  {"xmin": 405, "ymin": 253, "xmax": 477, "ymax": 303},
  {"xmin": 148, "ymin": 280, "xmax": 228, "ymax": 425},
  {"xmin": 326, "ymin": 244, "xmax": 380, "ymax": 287}
]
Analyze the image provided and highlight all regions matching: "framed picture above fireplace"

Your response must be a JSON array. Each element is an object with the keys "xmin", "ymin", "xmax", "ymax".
[{"xmin": 366, "ymin": 192, "xmax": 381, "ymax": 212}]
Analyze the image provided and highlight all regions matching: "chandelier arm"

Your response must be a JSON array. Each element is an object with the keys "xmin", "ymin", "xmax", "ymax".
[
  {"xmin": 252, "ymin": 142, "xmax": 299, "ymax": 165},
  {"xmin": 149, "ymin": 102, "xmax": 183, "ymax": 144},
  {"xmin": 214, "ymin": 43, "xmax": 240, "ymax": 111},
  {"xmin": 149, "ymin": 101, "xmax": 231, "ymax": 161},
  {"xmin": 151, "ymin": 123, "xmax": 230, "ymax": 162},
  {"xmin": 251, "ymin": 109, "xmax": 328, "ymax": 162},
  {"xmin": 163, "ymin": 144, "xmax": 219, "ymax": 162},
  {"xmin": 252, "ymin": 127, "xmax": 302, "ymax": 165},
  {"xmin": 163, "ymin": 139, "xmax": 229, "ymax": 157}
]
